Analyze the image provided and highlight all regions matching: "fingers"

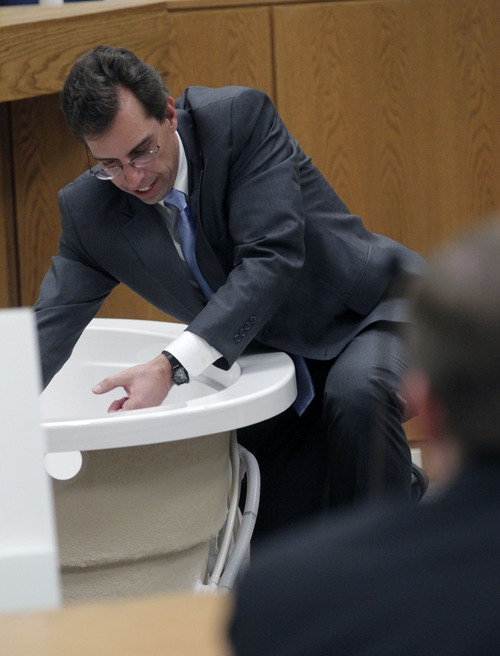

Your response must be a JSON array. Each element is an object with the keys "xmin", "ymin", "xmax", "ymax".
[
  {"xmin": 92, "ymin": 374, "xmax": 123, "ymax": 395},
  {"xmin": 93, "ymin": 373, "xmax": 133, "ymax": 412},
  {"xmin": 92, "ymin": 356, "xmax": 173, "ymax": 413},
  {"xmin": 107, "ymin": 397, "xmax": 129, "ymax": 413},
  {"xmin": 107, "ymin": 396, "xmax": 150, "ymax": 413}
]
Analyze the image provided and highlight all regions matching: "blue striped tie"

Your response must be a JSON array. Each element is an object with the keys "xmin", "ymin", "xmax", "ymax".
[{"xmin": 164, "ymin": 189, "xmax": 214, "ymax": 300}]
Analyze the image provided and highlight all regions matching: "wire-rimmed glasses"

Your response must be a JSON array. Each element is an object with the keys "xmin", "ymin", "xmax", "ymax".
[{"xmin": 87, "ymin": 122, "xmax": 161, "ymax": 181}]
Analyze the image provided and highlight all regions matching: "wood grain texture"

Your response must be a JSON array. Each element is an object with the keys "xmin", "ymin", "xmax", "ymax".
[
  {"xmin": 166, "ymin": 6, "xmax": 274, "ymax": 98},
  {"xmin": 0, "ymin": 103, "xmax": 19, "ymax": 308},
  {"xmin": 273, "ymin": 0, "xmax": 500, "ymax": 256},
  {"xmin": 0, "ymin": 1, "xmax": 169, "ymax": 102},
  {"xmin": 13, "ymin": 94, "xmax": 81, "ymax": 307}
]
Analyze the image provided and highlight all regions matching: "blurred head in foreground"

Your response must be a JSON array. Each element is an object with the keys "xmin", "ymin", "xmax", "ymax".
[{"xmin": 406, "ymin": 216, "xmax": 500, "ymax": 480}]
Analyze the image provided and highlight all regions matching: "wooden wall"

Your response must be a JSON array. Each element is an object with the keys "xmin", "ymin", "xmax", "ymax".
[
  {"xmin": 0, "ymin": 103, "xmax": 19, "ymax": 307},
  {"xmin": 2, "ymin": 0, "xmax": 500, "ymax": 321},
  {"xmin": 273, "ymin": 0, "xmax": 500, "ymax": 250}
]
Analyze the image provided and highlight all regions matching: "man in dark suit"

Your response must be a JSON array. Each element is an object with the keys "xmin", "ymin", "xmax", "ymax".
[
  {"xmin": 229, "ymin": 216, "xmax": 500, "ymax": 654},
  {"xmin": 34, "ymin": 45, "xmax": 424, "ymax": 536}
]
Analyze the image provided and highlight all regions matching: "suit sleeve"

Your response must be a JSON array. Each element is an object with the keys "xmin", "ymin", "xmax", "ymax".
[
  {"xmin": 34, "ymin": 191, "xmax": 118, "ymax": 388},
  {"xmin": 187, "ymin": 89, "xmax": 306, "ymax": 365}
]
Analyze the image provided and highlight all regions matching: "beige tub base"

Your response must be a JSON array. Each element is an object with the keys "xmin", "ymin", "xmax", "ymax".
[{"xmin": 52, "ymin": 433, "xmax": 230, "ymax": 603}]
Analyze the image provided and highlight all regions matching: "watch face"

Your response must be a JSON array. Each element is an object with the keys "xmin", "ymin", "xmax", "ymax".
[
  {"xmin": 172, "ymin": 366, "xmax": 189, "ymax": 385},
  {"xmin": 163, "ymin": 351, "xmax": 189, "ymax": 385}
]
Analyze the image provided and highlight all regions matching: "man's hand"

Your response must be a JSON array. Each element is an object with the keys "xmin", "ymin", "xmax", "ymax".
[{"xmin": 92, "ymin": 354, "xmax": 174, "ymax": 412}]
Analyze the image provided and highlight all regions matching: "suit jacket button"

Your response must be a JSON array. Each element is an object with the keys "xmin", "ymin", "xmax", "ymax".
[
  {"xmin": 249, "ymin": 315, "xmax": 257, "ymax": 324},
  {"xmin": 244, "ymin": 322, "xmax": 251, "ymax": 331},
  {"xmin": 234, "ymin": 334, "xmax": 242, "ymax": 343}
]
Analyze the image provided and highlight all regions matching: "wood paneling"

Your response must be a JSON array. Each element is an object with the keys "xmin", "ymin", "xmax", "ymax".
[
  {"xmin": 166, "ymin": 6, "xmax": 274, "ymax": 98},
  {"xmin": 273, "ymin": 0, "xmax": 500, "ymax": 256},
  {"xmin": 12, "ymin": 95, "xmax": 78, "ymax": 307},
  {"xmin": 0, "ymin": 0, "xmax": 169, "ymax": 103},
  {"xmin": 0, "ymin": 103, "xmax": 19, "ymax": 308}
]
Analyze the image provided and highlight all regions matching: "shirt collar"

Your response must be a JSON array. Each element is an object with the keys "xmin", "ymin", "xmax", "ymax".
[{"xmin": 173, "ymin": 131, "xmax": 188, "ymax": 196}]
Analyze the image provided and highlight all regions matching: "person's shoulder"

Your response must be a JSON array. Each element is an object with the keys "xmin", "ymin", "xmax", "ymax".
[
  {"xmin": 175, "ymin": 85, "xmax": 271, "ymax": 112},
  {"xmin": 58, "ymin": 170, "xmax": 122, "ymax": 217},
  {"xmin": 60, "ymin": 170, "xmax": 99, "ymax": 196}
]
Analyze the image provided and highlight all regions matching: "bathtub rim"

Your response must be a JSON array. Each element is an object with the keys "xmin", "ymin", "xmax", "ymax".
[{"xmin": 42, "ymin": 318, "xmax": 297, "ymax": 453}]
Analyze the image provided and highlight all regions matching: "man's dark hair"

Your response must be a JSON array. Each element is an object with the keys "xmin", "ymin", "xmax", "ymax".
[{"xmin": 60, "ymin": 45, "xmax": 169, "ymax": 142}]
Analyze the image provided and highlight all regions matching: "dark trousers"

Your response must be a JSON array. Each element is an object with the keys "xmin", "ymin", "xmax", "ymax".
[{"xmin": 237, "ymin": 322, "xmax": 412, "ymax": 540}]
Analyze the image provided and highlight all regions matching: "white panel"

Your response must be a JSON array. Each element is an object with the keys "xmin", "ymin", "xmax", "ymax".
[{"xmin": 0, "ymin": 308, "xmax": 60, "ymax": 614}]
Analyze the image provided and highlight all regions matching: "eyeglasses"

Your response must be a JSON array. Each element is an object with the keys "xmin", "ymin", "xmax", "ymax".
[{"xmin": 87, "ymin": 122, "xmax": 161, "ymax": 181}]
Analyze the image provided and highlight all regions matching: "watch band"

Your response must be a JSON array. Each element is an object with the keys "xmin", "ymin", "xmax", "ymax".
[{"xmin": 162, "ymin": 350, "xmax": 190, "ymax": 385}]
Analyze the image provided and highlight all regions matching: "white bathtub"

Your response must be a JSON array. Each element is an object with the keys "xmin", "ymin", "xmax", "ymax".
[
  {"xmin": 40, "ymin": 318, "xmax": 296, "ymax": 602},
  {"xmin": 42, "ymin": 318, "xmax": 296, "ymax": 453}
]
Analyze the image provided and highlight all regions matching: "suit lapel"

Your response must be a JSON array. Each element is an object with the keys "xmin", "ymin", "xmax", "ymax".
[
  {"xmin": 177, "ymin": 112, "xmax": 228, "ymax": 294},
  {"xmin": 176, "ymin": 111, "xmax": 203, "ymax": 222},
  {"xmin": 120, "ymin": 195, "xmax": 206, "ymax": 315}
]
